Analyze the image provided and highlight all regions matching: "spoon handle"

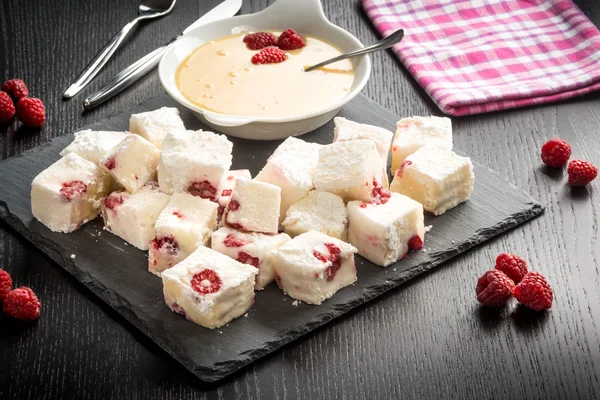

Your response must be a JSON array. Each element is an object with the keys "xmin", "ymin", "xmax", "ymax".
[
  {"xmin": 304, "ymin": 28, "xmax": 404, "ymax": 72},
  {"xmin": 63, "ymin": 19, "xmax": 140, "ymax": 99}
]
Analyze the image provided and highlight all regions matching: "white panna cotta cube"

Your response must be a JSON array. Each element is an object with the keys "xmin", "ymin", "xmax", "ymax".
[
  {"xmin": 217, "ymin": 169, "xmax": 252, "ymax": 216},
  {"xmin": 224, "ymin": 178, "xmax": 281, "ymax": 234},
  {"xmin": 313, "ymin": 140, "xmax": 383, "ymax": 203},
  {"xmin": 162, "ymin": 246, "xmax": 257, "ymax": 329},
  {"xmin": 282, "ymin": 190, "xmax": 347, "ymax": 241},
  {"xmin": 159, "ymin": 129, "xmax": 233, "ymax": 200},
  {"xmin": 100, "ymin": 183, "xmax": 170, "ymax": 250},
  {"xmin": 129, "ymin": 107, "xmax": 185, "ymax": 149},
  {"xmin": 255, "ymin": 137, "xmax": 322, "ymax": 224},
  {"xmin": 31, "ymin": 153, "xmax": 112, "ymax": 233},
  {"xmin": 390, "ymin": 146, "xmax": 474, "ymax": 215},
  {"xmin": 272, "ymin": 231, "xmax": 358, "ymax": 305},
  {"xmin": 149, "ymin": 193, "xmax": 218, "ymax": 276},
  {"xmin": 60, "ymin": 129, "xmax": 128, "ymax": 165},
  {"xmin": 333, "ymin": 117, "xmax": 393, "ymax": 188},
  {"xmin": 391, "ymin": 116, "xmax": 453, "ymax": 174},
  {"xmin": 211, "ymin": 227, "xmax": 291, "ymax": 290},
  {"xmin": 99, "ymin": 134, "xmax": 160, "ymax": 193},
  {"xmin": 347, "ymin": 193, "xmax": 425, "ymax": 267}
]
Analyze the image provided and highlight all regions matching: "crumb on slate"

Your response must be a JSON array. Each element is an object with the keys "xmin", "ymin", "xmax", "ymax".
[
  {"xmin": 424, "ymin": 225, "xmax": 433, "ymax": 232},
  {"xmin": 70, "ymin": 254, "xmax": 76, "ymax": 259},
  {"xmin": 292, "ymin": 300, "xmax": 299, "ymax": 306}
]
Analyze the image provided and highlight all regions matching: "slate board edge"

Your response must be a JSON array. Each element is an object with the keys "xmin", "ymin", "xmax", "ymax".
[{"xmin": 0, "ymin": 195, "xmax": 543, "ymax": 382}]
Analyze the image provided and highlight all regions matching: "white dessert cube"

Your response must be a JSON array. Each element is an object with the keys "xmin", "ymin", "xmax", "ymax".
[
  {"xmin": 391, "ymin": 116, "xmax": 452, "ymax": 174},
  {"xmin": 60, "ymin": 129, "xmax": 128, "ymax": 165},
  {"xmin": 313, "ymin": 140, "xmax": 383, "ymax": 203},
  {"xmin": 211, "ymin": 227, "xmax": 291, "ymax": 290},
  {"xmin": 129, "ymin": 107, "xmax": 185, "ymax": 149},
  {"xmin": 217, "ymin": 169, "xmax": 252, "ymax": 216},
  {"xmin": 255, "ymin": 137, "xmax": 322, "ymax": 223},
  {"xmin": 162, "ymin": 246, "xmax": 257, "ymax": 329},
  {"xmin": 333, "ymin": 117, "xmax": 393, "ymax": 188},
  {"xmin": 31, "ymin": 153, "xmax": 112, "ymax": 233},
  {"xmin": 100, "ymin": 183, "xmax": 170, "ymax": 250},
  {"xmin": 272, "ymin": 231, "xmax": 357, "ymax": 305},
  {"xmin": 148, "ymin": 193, "xmax": 218, "ymax": 276},
  {"xmin": 99, "ymin": 134, "xmax": 160, "ymax": 193},
  {"xmin": 347, "ymin": 193, "xmax": 425, "ymax": 267},
  {"xmin": 159, "ymin": 129, "xmax": 233, "ymax": 201},
  {"xmin": 390, "ymin": 147, "xmax": 474, "ymax": 215},
  {"xmin": 224, "ymin": 178, "xmax": 281, "ymax": 234},
  {"xmin": 282, "ymin": 190, "xmax": 347, "ymax": 241}
]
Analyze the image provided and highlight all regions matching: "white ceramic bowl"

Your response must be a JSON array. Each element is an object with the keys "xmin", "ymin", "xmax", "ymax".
[{"xmin": 158, "ymin": 0, "xmax": 371, "ymax": 140}]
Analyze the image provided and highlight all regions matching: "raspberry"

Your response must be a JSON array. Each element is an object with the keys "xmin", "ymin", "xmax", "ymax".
[
  {"xmin": 103, "ymin": 156, "xmax": 116, "ymax": 170},
  {"xmin": 103, "ymin": 194, "xmax": 124, "ymax": 210},
  {"xmin": 0, "ymin": 268, "xmax": 12, "ymax": 302},
  {"xmin": 1, "ymin": 79, "xmax": 29, "ymax": 100},
  {"xmin": 237, "ymin": 251, "xmax": 260, "ymax": 268},
  {"xmin": 567, "ymin": 159, "xmax": 597, "ymax": 186},
  {"xmin": 251, "ymin": 47, "xmax": 287, "ymax": 65},
  {"xmin": 371, "ymin": 179, "xmax": 391, "ymax": 205},
  {"xmin": 514, "ymin": 271, "xmax": 553, "ymax": 311},
  {"xmin": 243, "ymin": 32, "xmax": 277, "ymax": 50},
  {"xmin": 187, "ymin": 180, "xmax": 218, "ymax": 199},
  {"xmin": 276, "ymin": 29, "xmax": 306, "ymax": 50},
  {"xmin": 191, "ymin": 269, "xmax": 222, "ymax": 295},
  {"xmin": 396, "ymin": 160, "xmax": 412, "ymax": 177},
  {"xmin": 0, "ymin": 92, "xmax": 15, "ymax": 123},
  {"xmin": 407, "ymin": 235, "xmax": 423, "ymax": 251},
  {"xmin": 221, "ymin": 189, "xmax": 232, "ymax": 197},
  {"xmin": 223, "ymin": 234, "xmax": 249, "ymax": 248},
  {"xmin": 495, "ymin": 253, "xmax": 528, "ymax": 284},
  {"xmin": 228, "ymin": 199, "xmax": 240, "ymax": 211},
  {"xmin": 151, "ymin": 236, "xmax": 179, "ymax": 255},
  {"xmin": 227, "ymin": 222, "xmax": 244, "ymax": 230},
  {"xmin": 172, "ymin": 211, "xmax": 184, "ymax": 218},
  {"xmin": 476, "ymin": 270, "xmax": 515, "ymax": 307},
  {"xmin": 313, "ymin": 243, "xmax": 342, "ymax": 281},
  {"xmin": 16, "ymin": 97, "xmax": 45, "ymax": 127},
  {"xmin": 540, "ymin": 138, "xmax": 571, "ymax": 167},
  {"xmin": 60, "ymin": 180, "xmax": 87, "ymax": 201},
  {"xmin": 3, "ymin": 286, "xmax": 41, "ymax": 321}
]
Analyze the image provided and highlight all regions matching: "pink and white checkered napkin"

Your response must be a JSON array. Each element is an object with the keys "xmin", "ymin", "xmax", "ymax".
[{"xmin": 361, "ymin": 0, "xmax": 600, "ymax": 116}]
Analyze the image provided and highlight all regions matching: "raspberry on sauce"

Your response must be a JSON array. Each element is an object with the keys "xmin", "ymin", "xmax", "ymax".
[
  {"xmin": 243, "ymin": 32, "xmax": 277, "ymax": 50},
  {"xmin": 276, "ymin": 29, "xmax": 306, "ymax": 50},
  {"xmin": 251, "ymin": 47, "xmax": 287, "ymax": 65}
]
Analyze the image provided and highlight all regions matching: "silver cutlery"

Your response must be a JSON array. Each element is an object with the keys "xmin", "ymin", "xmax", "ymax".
[
  {"xmin": 83, "ymin": 0, "xmax": 242, "ymax": 110},
  {"xmin": 64, "ymin": 0, "xmax": 177, "ymax": 99},
  {"xmin": 304, "ymin": 28, "xmax": 405, "ymax": 72}
]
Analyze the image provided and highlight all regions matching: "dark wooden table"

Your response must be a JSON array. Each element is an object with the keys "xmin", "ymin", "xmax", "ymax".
[{"xmin": 1, "ymin": 0, "xmax": 599, "ymax": 399}]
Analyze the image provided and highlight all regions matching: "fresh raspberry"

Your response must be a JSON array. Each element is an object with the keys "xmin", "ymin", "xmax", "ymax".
[
  {"xmin": 251, "ymin": 47, "xmax": 287, "ymax": 65},
  {"xmin": 60, "ymin": 180, "xmax": 87, "ymax": 201},
  {"xmin": 150, "ymin": 236, "xmax": 179, "ymax": 255},
  {"xmin": 396, "ymin": 160, "xmax": 412, "ymax": 177},
  {"xmin": 243, "ymin": 32, "xmax": 277, "ymax": 50},
  {"xmin": 0, "ymin": 268, "xmax": 12, "ymax": 302},
  {"xmin": 103, "ymin": 194, "xmax": 124, "ymax": 210},
  {"xmin": 191, "ymin": 269, "xmax": 222, "ymax": 295},
  {"xmin": 407, "ymin": 235, "xmax": 423, "ymax": 251},
  {"xmin": 223, "ymin": 234, "xmax": 249, "ymax": 248},
  {"xmin": 514, "ymin": 271, "xmax": 553, "ymax": 311},
  {"xmin": 3, "ymin": 286, "xmax": 41, "ymax": 321},
  {"xmin": 237, "ymin": 251, "xmax": 260, "ymax": 268},
  {"xmin": 16, "ymin": 97, "xmax": 45, "ymax": 127},
  {"xmin": 276, "ymin": 29, "xmax": 306, "ymax": 50},
  {"xmin": 495, "ymin": 253, "xmax": 528, "ymax": 284},
  {"xmin": 187, "ymin": 180, "xmax": 218, "ymax": 199},
  {"xmin": 540, "ymin": 138, "xmax": 571, "ymax": 167},
  {"xmin": 1, "ymin": 79, "xmax": 29, "ymax": 100},
  {"xmin": 0, "ymin": 92, "xmax": 15, "ymax": 123},
  {"xmin": 567, "ymin": 160, "xmax": 598, "ymax": 186},
  {"xmin": 228, "ymin": 199, "xmax": 240, "ymax": 211},
  {"xmin": 476, "ymin": 270, "xmax": 515, "ymax": 307}
]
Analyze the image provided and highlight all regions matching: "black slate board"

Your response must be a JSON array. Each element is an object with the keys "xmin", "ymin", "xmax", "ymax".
[{"xmin": 0, "ymin": 94, "xmax": 543, "ymax": 382}]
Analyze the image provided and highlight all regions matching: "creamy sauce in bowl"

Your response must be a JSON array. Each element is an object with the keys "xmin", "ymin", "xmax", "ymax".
[{"xmin": 175, "ymin": 32, "xmax": 355, "ymax": 118}]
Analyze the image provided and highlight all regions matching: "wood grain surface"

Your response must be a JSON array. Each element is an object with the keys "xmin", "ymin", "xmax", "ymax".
[{"xmin": 1, "ymin": 0, "xmax": 599, "ymax": 399}]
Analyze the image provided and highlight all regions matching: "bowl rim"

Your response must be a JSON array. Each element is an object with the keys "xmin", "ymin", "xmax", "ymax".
[{"xmin": 158, "ymin": 2, "xmax": 372, "ymax": 126}]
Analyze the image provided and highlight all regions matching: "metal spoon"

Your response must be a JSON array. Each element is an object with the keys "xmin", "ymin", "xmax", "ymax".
[
  {"xmin": 63, "ymin": 0, "xmax": 177, "ymax": 99},
  {"xmin": 304, "ymin": 28, "xmax": 404, "ymax": 72}
]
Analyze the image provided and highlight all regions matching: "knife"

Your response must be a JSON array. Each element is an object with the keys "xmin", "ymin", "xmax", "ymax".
[{"xmin": 83, "ymin": 0, "xmax": 242, "ymax": 110}]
